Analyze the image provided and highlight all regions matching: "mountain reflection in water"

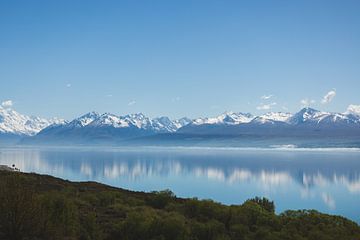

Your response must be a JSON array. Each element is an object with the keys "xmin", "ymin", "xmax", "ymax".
[{"xmin": 0, "ymin": 147, "xmax": 359, "ymax": 223}]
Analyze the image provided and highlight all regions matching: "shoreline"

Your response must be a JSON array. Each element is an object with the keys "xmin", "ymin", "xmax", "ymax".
[{"xmin": 2, "ymin": 144, "xmax": 360, "ymax": 153}]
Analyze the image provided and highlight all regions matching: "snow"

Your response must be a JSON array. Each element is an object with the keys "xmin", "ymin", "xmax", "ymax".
[
  {"xmin": 192, "ymin": 112, "xmax": 253, "ymax": 125},
  {"xmin": 68, "ymin": 111, "xmax": 100, "ymax": 127},
  {"xmin": 89, "ymin": 113, "xmax": 130, "ymax": 128},
  {"xmin": 123, "ymin": 113, "xmax": 152, "ymax": 129},
  {"xmin": 287, "ymin": 107, "xmax": 359, "ymax": 125},
  {"xmin": 255, "ymin": 112, "xmax": 293, "ymax": 123},
  {"xmin": 191, "ymin": 108, "xmax": 360, "ymax": 126},
  {"xmin": 173, "ymin": 117, "xmax": 192, "ymax": 129},
  {"xmin": 81, "ymin": 112, "xmax": 191, "ymax": 131},
  {"xmin": 0, "ymin": 107, "xmax": 65, "ymax": 136},
  {"xmin": 1, "ymin": 106, "xmax": 360, "ymax": 137}
]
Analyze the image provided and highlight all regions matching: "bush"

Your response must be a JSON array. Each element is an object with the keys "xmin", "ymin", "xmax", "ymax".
[
  {"xmin": 0, "ymin": 175, "xmax": 44, "ymax": 240},
  {"xmin": 1, "ymin": 172, "xmax": 360, "ymax": 240},
  {"xmin": 248, "ymin": 197, "xmax": 275, "ymax": 213},
  {"xmin": 147, "ymin": 189, "xmax": 176, "ymax": 209}
]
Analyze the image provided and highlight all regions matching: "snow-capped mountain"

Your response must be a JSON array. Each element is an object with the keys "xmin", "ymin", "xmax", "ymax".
[
  {"xmin": 67, "ymin": 111, "xmax": 100, "ymax": 128},
  {"xmin": 289, "ymin": 108, "xmax": 327, "ymax": 124},
  {"xmin": 67, "ymin": 112, "xmax": 190, "ymax": 132},
  {"xmin": 183, "ymin": 108, "xmax": 359, "ymax": 127},
  {"xmin": 27, "ymin": 111, "xmax": 192, "ymax": 144},
  {"xmin": 12, "ymin": 107, "xmax": 360, "ymax": 145},
  {"xmin": 152, "ymin": 116, "xmax": 179, "ymax": 133},
  {"xmin": 0, "ymin": 106, "xmax": 65, "ymax": 136},
  {"xmin": 89, "ymin": 113, "xmax": 131, "ymax": 128},
  {"xmin": 173, "ymin": 117, "xmax": 192, "ymax": 129},
  {"xmin": 192, "ymin": 112, "xmax": 254, "ymax": 125},
  {"xmin": 251, "ymin": 112, "xmax": 293, "ymax": 124},
  {"xmin": 189, "ymin": 111, "xmax": 294, "ymax": 126},
  {"xmin": 56, "ymin": 112, "xmax": 190, "ymax": 133},
  {"xmin": 288, "ymin": 107, "xmax": 360, "ymax": 125},
  {"xmin": 178, "ymin": 108, "xmax": 360, "ymax": 136}
]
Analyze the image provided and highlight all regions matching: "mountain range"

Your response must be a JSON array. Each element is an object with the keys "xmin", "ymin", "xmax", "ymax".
[
  {"xmin": 178, "ymin": 108, "xmax": 360, "ymax": 137},
  {"xmin": 1, "ymin": 106, "xmax": 360, "ymax": 145}
]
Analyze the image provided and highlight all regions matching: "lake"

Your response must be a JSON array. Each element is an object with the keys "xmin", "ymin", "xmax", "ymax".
[{"xmin": 0, "ymin": 146, "xmax": 359, "ymax": 223}]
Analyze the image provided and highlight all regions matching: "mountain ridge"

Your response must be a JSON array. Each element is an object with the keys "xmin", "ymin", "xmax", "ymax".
[{"xmin": 2, "ymin": 107, "xmax": 360, "ymax": 145}]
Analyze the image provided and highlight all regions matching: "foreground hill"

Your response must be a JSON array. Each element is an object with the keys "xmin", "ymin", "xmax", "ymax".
[{"xmin": 0, "ymin": 171, "xmax": 359, "ymax": 240}]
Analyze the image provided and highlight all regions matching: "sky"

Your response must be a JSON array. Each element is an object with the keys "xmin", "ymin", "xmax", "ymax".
[{"xmin": 0, "ymin": 0, "xmax": 360, "ymax": 120}]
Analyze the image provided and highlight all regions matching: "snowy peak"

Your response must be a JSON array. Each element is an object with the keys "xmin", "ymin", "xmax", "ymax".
[
  {"xmin": 0, "ymin": 107, "xmax": 65, "ymax": 136},
  {"xmin": 221, "ymin": 112, "xmax": 254, "ymax": 124},
  {"xmin": 68, "ymin": 111, "xmax": 100, "ymax": 128},
  {"xmin": 252, "ymin": 112, "xmax": 293, "ymax": 124},
  {"xmin": 173, "ymin": 117, "xmax": 192, "ymax": 130},
  {"xmin": 152, "ymin": 116, "xmax": 178, "ymax": 132},
  {"xmin": 289, "ymin": 108, "xmax": 322, "ymax": 124},
  {"xmin": 186, "ymin": 108, "xmax": 360, "ymax": 127},
  {"xmin": 192, "ymin": 112, "xmax": 253, "ymax": 125},
  {"xmin": 151, "ymin": 116, "xmax": 192, "ymax": 133},
  {"xmin": 289, "ymin": 108, "xmax": 358, "ymax": 125},
  {"xmin": 40, "ymin": 112, "xmax": 193, "ymax": 134},
  {"xmin": 122, "ymin": 113, "xmax": 152, "ymax": 129},
  {"xmin": 3, "ymin": 107, "xmax": 360, "ymax": 139},
  {"xmin": 89, "ymin": 113, "xmax": 130, "ymax": 128}
]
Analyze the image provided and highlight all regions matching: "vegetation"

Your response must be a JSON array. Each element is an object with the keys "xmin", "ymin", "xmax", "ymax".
[{"xmin": 0, "ymin": 171, "xmax": 359, "ymax": 240}]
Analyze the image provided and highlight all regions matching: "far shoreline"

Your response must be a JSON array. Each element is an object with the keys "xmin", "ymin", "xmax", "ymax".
[{"xmin": 2, "ymin": 144, "xmax": 360, "ymax": 153}]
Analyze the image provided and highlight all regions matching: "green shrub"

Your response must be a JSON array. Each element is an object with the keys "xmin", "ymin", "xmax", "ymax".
[{"xmin": 1, "ymin": 172, "xmax": 360, "ymax": 240}]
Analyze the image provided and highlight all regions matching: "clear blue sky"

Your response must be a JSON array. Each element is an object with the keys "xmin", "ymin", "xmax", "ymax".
[{"xmin": 1, "ymin": 0, "xmax": 359, "ymax": 119}]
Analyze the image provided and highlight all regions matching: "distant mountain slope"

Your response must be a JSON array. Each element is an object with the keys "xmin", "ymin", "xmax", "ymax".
[
  {"xmin": 192, "ymin": 112, "xmax": 254, "ymax": 125},
  {"xmin": 8, "ymin": 107, "xmax": 360, "ymax": 145},
  {"xmin": 0, "ymin": 107, "xmax": 64, "ymax": 137},
  {"xmin": 27, "ymin": 112, "xmax": 191, "ymax": 144},
  {"xmin": 178, "ymin": 108, "xmax": 360, "ymax": 137}
]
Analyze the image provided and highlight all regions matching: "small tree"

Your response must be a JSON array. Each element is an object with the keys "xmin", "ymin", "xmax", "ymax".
[
  {"xmin": 248, "ymin": 197, "xmax": 275, "ymax": 213},
  {"xmin": 148, "ymin": 189, "xmax": 175, "ymax": 209}
]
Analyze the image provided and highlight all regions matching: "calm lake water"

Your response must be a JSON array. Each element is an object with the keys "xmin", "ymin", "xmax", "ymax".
[{"xmin": 1, "ymin": 146, "xmax": 360, "ymax": 223}]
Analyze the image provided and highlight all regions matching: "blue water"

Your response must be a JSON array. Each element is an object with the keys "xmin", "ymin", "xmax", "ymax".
[{"xmin": 0, "ymin": 146, "xmax": 359, "ymax": 223}]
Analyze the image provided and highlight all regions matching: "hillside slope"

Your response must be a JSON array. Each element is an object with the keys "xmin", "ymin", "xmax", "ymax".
[{"xmin": 0, "ymin": 171, "xmax": 359, "ymax": 240}]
